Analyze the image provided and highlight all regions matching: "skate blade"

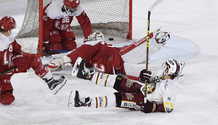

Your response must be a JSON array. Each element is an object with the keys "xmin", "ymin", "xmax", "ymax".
[
  {"xmin": 68, "ymin": 91, "xmax": 75, "ymax": 107},
  {"xmin": 53, "ymin": 79, "xmax": 67, "ymax": 95},
  {"xmin": 72, "ymin": 57, "xmax": 83, "ymax": 77}
]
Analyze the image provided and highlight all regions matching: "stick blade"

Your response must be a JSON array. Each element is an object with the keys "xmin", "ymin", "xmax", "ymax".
[{"xmin": 149, "ymin": 0, "xmax": 164, "ymax": 12}]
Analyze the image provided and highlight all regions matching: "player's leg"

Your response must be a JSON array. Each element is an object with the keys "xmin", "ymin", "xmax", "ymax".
[
  {"xmin": 24, "ymin": 54, "xmax": 67, "ymax": 94},
  {"xmin": 45, "ymin": 29, "xmax": 63, "ymax": 54},
  {"xmin": 61, "ymin": 27, "xmax": 77, "ymax": 51},
  {"xmin": 0, "ymin": 76, "xmax": 15, "ymax": 105},
  {"xmin": 68, "ymin": 90, "xmax": 144, "ymax": 110}
]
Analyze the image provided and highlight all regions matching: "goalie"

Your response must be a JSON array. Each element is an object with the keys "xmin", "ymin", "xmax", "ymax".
[
  {"xmin": 68, "ymin": 58, "xmax": 184, "ymax": 113},
  {"xmin": 48, "ymin": 29, "xmax": 170, "ymax": 78}
]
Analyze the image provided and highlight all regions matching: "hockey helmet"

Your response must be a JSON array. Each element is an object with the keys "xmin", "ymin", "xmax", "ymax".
[
  {"xmin": 0, "ymin": 16, "xmax": 16, "ymax": 32},
  {"xmin": 64, "ymin": 0, "xmax": 80, "ymax": 8},
  {"xmin": 162, "ymin": 59, "xmax": 181, "ymax": 79}
]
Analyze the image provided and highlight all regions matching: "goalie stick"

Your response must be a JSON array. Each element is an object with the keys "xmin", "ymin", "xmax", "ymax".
[{"xmin": 144, "ymin": 0, "xmax": 164, "ymax": 103}]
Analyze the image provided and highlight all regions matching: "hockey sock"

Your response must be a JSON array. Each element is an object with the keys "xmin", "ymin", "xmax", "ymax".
[
  {"xmin": 42, "ymin": 71, "xmax": 53, "ymax": 81},
  {"xmin": 89, "ymin": 93, "xmax": 117, "ymax": 108},
  {"xmin": 91, "ymin": 72, "xmax": 117, "ymax": 88}
]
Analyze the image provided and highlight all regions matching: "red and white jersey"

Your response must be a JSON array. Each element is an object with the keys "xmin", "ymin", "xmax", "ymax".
[
  {"xmin": 147, "ymin": 79, "xmax": 177, "ymax": 112},
  {"xmin": 0, "ymin": 33, "xmax": 21, "ymax": 75},
  {"xmin": 68, "ymin": 40, "xmax": 125, "ymax": 74},
  {"xmin": 43, "ymin": 0, "xmax": 92, "ymax": 41}
]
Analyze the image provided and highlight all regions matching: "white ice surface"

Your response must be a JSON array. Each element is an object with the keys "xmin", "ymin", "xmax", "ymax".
[{"xmin": 1, "ymin": 0, "xmax": 218, "ymax": 125}]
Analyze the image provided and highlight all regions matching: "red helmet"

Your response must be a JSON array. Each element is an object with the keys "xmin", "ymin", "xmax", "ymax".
[
  {"xmin": 0, "ymin": 16, "xmax": 16, "ymax": 32},
  {"xmin": 64, "ymin": 0, "xmax": 80, "ymax": 8}
]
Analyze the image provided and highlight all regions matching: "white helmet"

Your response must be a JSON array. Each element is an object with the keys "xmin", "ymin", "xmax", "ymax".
[
  {"xmin": 161, "ymin": 59, "xmax": 182, "ymax": 79},
  {"xmin": 87, "ymin": 31, "xmax": 104, "ymax": 41}
]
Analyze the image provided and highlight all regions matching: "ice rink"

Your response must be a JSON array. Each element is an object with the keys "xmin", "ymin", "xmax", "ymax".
[{"xmin": 0, "ymin": 0, "xmax": 218, "ymax": 125}]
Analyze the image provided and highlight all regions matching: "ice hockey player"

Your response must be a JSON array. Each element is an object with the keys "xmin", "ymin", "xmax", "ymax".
[
  {"xmin": 47, "ymin": 30, "xmax": 170, "ymax": 78},
  {"xmin": 0, "ymin": 16, "xmax": 67, "ymax": 105},
  {"xmin": 68, "ymin": 58, "xmax": 184, "ymax": 113},
  {"xmin": 43, "ymin": 0, "xmax": 92, "ymax": 54}
]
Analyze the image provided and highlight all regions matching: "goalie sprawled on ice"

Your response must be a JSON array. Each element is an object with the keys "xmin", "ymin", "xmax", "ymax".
[{"xmin": 48, "ymin": 30, "xmax": 170, "ymax": 78}]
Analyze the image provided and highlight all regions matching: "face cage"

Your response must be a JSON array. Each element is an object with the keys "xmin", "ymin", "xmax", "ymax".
[{"xmin": 64, "ymin": 5, "xmax": 77, "ymax": 13}]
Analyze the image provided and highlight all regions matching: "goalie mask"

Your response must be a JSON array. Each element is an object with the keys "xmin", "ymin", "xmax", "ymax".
[
  {"xmin": 161, "ymin": 59, "xmax": 181, "ymax": 79},
  {"xmin": 0, "ymin": 16, "xmax": 16, "ymax": 32},
  {"xmin": 87, "ymin": 31, "xmax": 104, "ymax": 41}
]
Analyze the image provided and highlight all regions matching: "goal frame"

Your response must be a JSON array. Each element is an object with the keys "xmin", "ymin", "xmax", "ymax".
[{"xmin": 20, "ymin": 0, "xmax": 133, "ymax": 56}]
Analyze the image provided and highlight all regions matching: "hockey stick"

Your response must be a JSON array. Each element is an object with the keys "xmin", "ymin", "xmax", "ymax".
[
  {"xmin": 0, "ymin": 66, "xmax": 17, "ymax": 76},
  {"xmin": 144, "ymin": 0, "xmax": 164, "ymax": 103}
]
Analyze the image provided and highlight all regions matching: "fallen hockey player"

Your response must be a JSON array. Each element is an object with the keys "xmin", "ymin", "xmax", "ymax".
[
  {"xmin": 47, "ymin": 30, "xmax": 170, "ymax": 78},
  {"xmin": 68, "ymin": 58, "xmax": 184, "ymax": 113}
]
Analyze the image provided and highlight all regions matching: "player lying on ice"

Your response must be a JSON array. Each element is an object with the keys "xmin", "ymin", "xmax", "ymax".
[
  {"xmin": 0, "ymin": 16, "xmax": 67, "ymax": 105},
  {"xmin": 68, "ymin": 57, "xmax": 184, "ymax": 113},
  {"xmin": 48, "ymin": 30, "xmax": 170, "ymax": 78}
]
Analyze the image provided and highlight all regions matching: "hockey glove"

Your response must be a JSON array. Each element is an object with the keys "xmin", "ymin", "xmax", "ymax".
[
  {"xmin": 140, "ymin": 101, "xmax": 157, "ymax": 113},
  {"xmin": 12, "ymin": 53, "xmax": 27, "ymax": 72},
  {"xmin": 139, "ymin": 69, "xmax": 152, "ymax": 83}
]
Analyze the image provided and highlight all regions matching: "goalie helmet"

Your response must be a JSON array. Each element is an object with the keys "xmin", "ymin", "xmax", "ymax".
[
  {"xmin": 87, "ymin": 31, "xmax": 104, "ymax": 41},
  {"xmin": 0, "ymin": 16, "xmax": 16, "ymax": 32},
  {"xmin": 64, "ymin": 0, "xmax": 80, "ymax": 8},
  {"xmin": 161, "ymin": 59, "xmax": 181, "ymax": 79}
]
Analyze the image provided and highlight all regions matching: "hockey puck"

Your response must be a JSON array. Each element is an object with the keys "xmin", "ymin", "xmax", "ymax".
[{"xmin": 108, "ymin": 38, "xmax": 114, "ymax": 41}]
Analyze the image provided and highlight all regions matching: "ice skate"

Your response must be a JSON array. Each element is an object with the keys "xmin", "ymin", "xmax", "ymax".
[
  {"xmin": 68, "ymin": 90, "xmax": 91, "ymax": 107},
  {"xmin": 44, "ymin": 75, "xmax": 67, "ymax": 95},
  {"xmin": 72, "ymin": 57, "xmax": 94, "ymax": 79}
]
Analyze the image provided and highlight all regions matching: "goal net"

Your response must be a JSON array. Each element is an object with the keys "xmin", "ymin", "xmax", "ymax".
[{"xmin": 16, "ymin": 0, "xmax": 132, "ymax": 55}]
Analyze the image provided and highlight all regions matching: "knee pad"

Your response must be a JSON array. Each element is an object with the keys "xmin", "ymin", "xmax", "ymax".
[
  {"xmin": 46, "ymin": 42, "xmax": 63, "ymax": 52},
  {"xmin": 62, "ymin": 39, "xmax": 77, "ymax": 50}
]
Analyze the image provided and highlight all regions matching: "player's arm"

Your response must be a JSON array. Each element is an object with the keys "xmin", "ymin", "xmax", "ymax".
[
  {"xmin": 11, "ymin": 40, "xmax": 26, "ymax": 72},
  {"xmin": 76, "ymin": 11, "xmax": 92, "ymax": 39},
  {"xmin": 160, "ymin": 81, "xmax": 176, "ymax": 113}
]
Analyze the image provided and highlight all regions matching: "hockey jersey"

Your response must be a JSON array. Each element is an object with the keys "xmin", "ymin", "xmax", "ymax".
[
  {"xmin": 0, "ymin": 33, "xmax": 21, "ymax": 76},
  {"xmin": 147, "ymin": 79, "xmax": 177, "ymax": 113},
  {"xmin": 68, "ymin": 40, "xmax": 125, "ymax": 74},
  {"xmin": 43, "ymin": 0, "xmax": 92, "ymax": 41}
]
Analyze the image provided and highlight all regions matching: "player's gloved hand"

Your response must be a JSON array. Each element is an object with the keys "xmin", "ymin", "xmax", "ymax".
[
  {"xmin": 139, "ymin": 69, "xmax": 152, "ymax": 83},
  {"xmin": 140, "ymin": 101, "xmax": 157, "ymax": 113},
  {"xmin": 12, "ymin": 53, "xmax": 27, "ymax": 72}
]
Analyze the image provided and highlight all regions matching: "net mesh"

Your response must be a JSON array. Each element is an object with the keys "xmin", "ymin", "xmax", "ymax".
[{"xmin": 16, "ymin": 0, "xmax": 130, "ymax": 54}]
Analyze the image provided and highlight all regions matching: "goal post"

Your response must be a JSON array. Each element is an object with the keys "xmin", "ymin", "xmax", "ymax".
[{"xmin": 16, "ymin": 0, "xmax": 133, "ymax": 56}]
